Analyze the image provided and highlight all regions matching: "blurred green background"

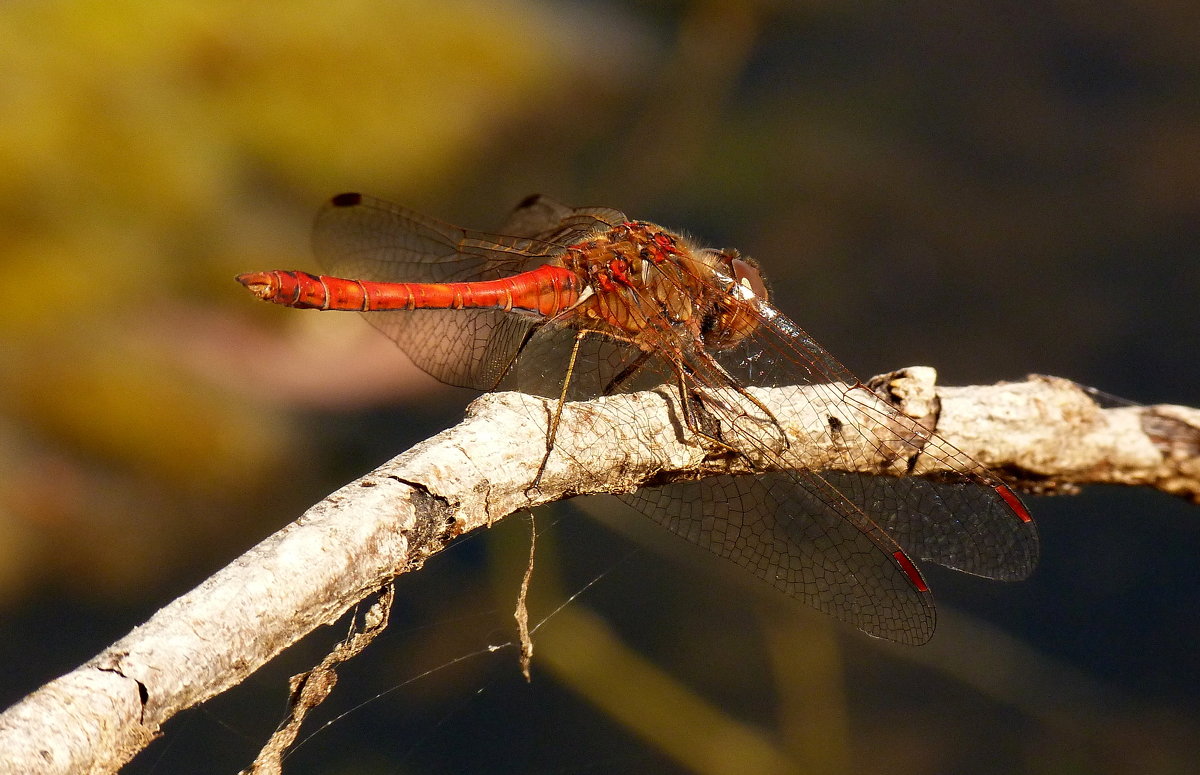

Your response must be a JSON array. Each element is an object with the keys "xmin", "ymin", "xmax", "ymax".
[{"xmin": 2, "ymin": 1, "xmax": 1198, "ymax": 773}]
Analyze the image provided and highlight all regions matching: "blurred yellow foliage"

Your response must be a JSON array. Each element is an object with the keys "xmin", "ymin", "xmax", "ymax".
[{"xmin": 0, "ymin": 0, "xmax": 582, "ymax": 594}]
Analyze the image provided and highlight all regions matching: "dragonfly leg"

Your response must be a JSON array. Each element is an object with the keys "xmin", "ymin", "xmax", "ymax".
[
  {"xmin": 484, "ymin": 320, "xmax": 544, "ymax": 393},
  {"xmin": 528, "ymin": 328, "xmax": 600, "ymax": 492},
  {"xmin": 600, "ymin": 350, "xmax": 654, "ymax": 396},
  {"xmin": 667, "ymin": 364, "xmax": 746, "ymax": 455},
  {"xmin": 685, "ymin": 349, "xmax": 791, "ymax": 452},
  {"xmin": 680, "ymin": 386, "xmax": 725, "ymax": 448}
]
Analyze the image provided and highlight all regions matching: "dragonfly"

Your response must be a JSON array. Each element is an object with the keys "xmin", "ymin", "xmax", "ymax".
[{"xmin": 237, "ymin": 192, "xmax": 1038, "ymax": 645}]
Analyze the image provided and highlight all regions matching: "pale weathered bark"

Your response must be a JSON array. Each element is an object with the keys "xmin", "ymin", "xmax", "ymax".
[{"xmin": 0, "ymin": 370, "xmax": 1196, "ymax": 774}]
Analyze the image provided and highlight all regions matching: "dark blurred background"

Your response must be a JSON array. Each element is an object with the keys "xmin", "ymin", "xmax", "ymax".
[{"xmin": 2, "ymin": 1, "xmax": 1198, "ymax": 773}]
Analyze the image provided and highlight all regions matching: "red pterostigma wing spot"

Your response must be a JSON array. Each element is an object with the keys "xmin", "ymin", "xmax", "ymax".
[{"xmin": 239, "ymin": 192, "xmax": 1039, "ymax": 644}]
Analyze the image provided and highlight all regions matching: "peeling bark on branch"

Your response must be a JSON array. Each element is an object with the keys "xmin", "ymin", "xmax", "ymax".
[{"xmin": 1, "ymin": 370, "xmax": 1196, "ymax": 773}]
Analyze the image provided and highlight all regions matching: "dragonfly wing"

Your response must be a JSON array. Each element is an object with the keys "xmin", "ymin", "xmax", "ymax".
[
  {"xmin": 620, "ymin": 472, "xmax": 936, "ymax": 644},
  {"xmin": 498, "ymin": 194, "xmax": 626, "ymax": 243},
  {"xmin": 309, "ymin": 193, "xmax": 627, "ymax": 391},
  {"xmin": 498, "ymin": 194, "xmax": 575, "ymax": 237},
  {"xmin": 359, "ymin": 308, "xmax": 537, "ymax": 391},
  {"xmin": 314, "ymin": 193, "xmax": 546, "ymax": 283},
  {"xmin": 310, "ymin": 194, "xmax": 557, "ymax": 390},
  {"xmin": 710, "ymin": 301, "xmax": 1039, "ymax": 581},
  {"xmin": 493, "ymin": 315, "xmax": 666, "ymax": 398}
]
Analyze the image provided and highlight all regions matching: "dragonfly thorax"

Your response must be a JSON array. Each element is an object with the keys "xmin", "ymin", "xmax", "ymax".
[{"xmin": 560, "ymin": 222, "xmax": 765, "ymax": 352}]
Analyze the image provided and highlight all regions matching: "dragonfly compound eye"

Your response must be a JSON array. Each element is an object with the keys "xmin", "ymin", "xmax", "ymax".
[{"xmin": 731, "ymin": 257, "xmax": 769, "ymax": 303}]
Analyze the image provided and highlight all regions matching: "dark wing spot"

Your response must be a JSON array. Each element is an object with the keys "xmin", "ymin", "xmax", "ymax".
[
  {"xmin": 516, "ymin": 193, "xmax": 543, "ymax": 209},
  {"xmin": 828, "ymin": 416, "xmax": 843, "ymax": 432},
  {"xmin": 330, "ymin": 192, "xmax": 362, "ymax": 207}
]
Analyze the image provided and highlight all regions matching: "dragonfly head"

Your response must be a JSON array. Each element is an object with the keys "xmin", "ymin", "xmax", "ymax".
[{"xmin": 699, "ymin": 249, "xmax": 769, "ymax": 350}]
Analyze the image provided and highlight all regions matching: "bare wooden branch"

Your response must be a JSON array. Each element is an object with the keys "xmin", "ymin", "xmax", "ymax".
[{"xmin": 1, "ymin": 370, "xmax": 1196, "ymax": 773}]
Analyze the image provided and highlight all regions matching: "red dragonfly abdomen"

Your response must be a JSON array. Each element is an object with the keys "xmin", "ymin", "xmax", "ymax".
[{"xmin": 236, "ymin": 264, "xmax": 583, "ymax": 316}]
